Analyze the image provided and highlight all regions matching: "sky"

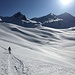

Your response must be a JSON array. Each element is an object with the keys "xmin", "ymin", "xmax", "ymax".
[{"xmin": 0, "ymin": 0, "xmax": 75, "ymax": 18}]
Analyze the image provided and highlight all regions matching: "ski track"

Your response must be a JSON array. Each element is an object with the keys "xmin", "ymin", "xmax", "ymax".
[
  {"xmin": 8, "ymin": 54, "xmax": 14, "ymax": 75},
  {"xmin": 0, "ymin": 52, "xmax": 8, "ymax": 75},
  {"xmin": 8, "ymin": 54, "xmax": 25, "ymax": 75}
]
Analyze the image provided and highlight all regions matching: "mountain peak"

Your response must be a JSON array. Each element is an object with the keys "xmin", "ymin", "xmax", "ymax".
[
  {"xmin": 58, "ymin": 12, "xmax": 74, "ymax": 18},
  {"xmin": 47, "ymin": 13, "xmax": 55, "ymax": 16},
  {"xmin": 13, "ymin": 12, "xmax": 27, "ymax": 20},
  {"xmin": 14, "ymin": 12, "xmax": 23, "ymax": 16},
  {"xmin": 62, "ymin": 12, "xmax": 73, "ymax": 16}
]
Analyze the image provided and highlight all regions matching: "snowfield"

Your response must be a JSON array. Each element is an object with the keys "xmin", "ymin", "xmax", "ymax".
[{"xmin": 0, "ymin": 22, "xmax": 75, "ymax": 75}]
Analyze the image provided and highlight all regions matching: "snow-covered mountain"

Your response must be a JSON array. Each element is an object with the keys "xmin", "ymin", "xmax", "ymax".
[
  {"xmin": 13, "ymin": 12, "xmax": 27, "ymax": 20},
  {"xmin": 0, "ymin": 12, "xmax": 41, "ymax": 28},
  {"xmin": 31, "ymin": 13, "xmax": 57, "ymax": 23},
  {"xmin": 32, "ymin": 12, "xmax": 75, "ymax": 29},
  {"xmin": 0, "ymin": 12, "xmax": 75, "ymax": 75}
]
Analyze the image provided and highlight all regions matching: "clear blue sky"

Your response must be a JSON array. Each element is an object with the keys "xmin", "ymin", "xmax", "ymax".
[{"xmin": 0, "ymin": 0, "xmax": 75, "ymax": 18}]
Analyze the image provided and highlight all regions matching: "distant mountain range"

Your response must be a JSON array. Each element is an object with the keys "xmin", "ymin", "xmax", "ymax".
[
  {"xmin": 0, "ymin": 12, "xmax": 75, "ymax": 29},
  {"xmin": 31, "ymin": 12, "xmax": 75, "ymax": 29}
]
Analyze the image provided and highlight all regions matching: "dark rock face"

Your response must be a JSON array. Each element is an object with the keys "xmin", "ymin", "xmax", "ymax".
[{"xmin": 13, "ymin": 12, "xmax": 27, "ymax": 20}]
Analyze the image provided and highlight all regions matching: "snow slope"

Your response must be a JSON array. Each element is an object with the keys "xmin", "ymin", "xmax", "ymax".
[{"xmin": 0, "ymin": 22, "xmax": 75, "ymax": 75}]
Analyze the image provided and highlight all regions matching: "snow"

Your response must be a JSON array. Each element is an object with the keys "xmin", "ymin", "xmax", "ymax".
[
  {"xmin": 8, "ymin": 55, "xmax": 14, "ymax": 75},
  {"xmin": 0, "ymin": 22, "xmax": 75, "ymax": 75},
  {"xmin": 43, "ymin": 18, "xmax": 63, "ymax": 23},
  {"xmin": 0, "ymin": 18, "xmax": 2, "ymax": 21}
]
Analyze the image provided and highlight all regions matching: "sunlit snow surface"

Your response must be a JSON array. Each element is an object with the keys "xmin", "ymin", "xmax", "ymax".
[{"xmin": 0, "ymin": 22, "xmax": 75, "ymax": 75}]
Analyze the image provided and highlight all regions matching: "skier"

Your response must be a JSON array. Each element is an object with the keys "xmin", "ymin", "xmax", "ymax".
[{"xmin": 8, "ymin": 47, "xmax": 11, "ymax": 54}]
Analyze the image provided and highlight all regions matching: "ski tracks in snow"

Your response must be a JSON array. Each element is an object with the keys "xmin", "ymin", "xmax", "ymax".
[
  {"xmin": 1, "ymin": 46, "xmax": 75, "ymax": 75},
  {"xmin": 0, "ymin": 46, "xmax": 28, "ymax": 75},
  {"xmin": 8, "ymin": 54, "xmax": 14, "ymax": 75},
  {"xmin": 8, "ymin": 54, "xmax": 25, "ymax": 75}
]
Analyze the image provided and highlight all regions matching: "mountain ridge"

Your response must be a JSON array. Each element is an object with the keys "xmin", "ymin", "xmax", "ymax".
[
  {"xmin": 12, "ymin": 12, "xmax": 27, "ymax": 20},
  {"xmin": 31, "ymin": 12, "xmax": 75, "ymax": 29},
  {"xmin": 0, "ymin": 12, "xmax": 75, "ymax": 29},
  {"xmin": 0, "ymin": 12, "xmax": 41, "ymax": 28}
]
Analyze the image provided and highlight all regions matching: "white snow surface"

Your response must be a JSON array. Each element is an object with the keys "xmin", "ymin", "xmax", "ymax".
[
  {"xmin": 0, "ymin": 22, "xmax": 75, "ymax": 75},
  {"xmin": 43, "ymin": 18, "xmax": 63, "ymax": 23},
  {"xmin": 0, "ymin": 18, "xmax": 2, "ymax": 21}
]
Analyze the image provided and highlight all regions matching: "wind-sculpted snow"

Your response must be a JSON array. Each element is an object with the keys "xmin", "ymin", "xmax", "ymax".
[{"xmin": 0, "ymin": 22, "xmax": 75, "ymax": 75}]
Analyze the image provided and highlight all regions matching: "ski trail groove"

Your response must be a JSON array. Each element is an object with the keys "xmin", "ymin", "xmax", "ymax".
[
  {"xmin": 11, "ymin": 54, "xmax": 25, "ymax": 75},
  {"xmin": 8, "ymin": 54, "xmax": 14, "ymax": 75}
]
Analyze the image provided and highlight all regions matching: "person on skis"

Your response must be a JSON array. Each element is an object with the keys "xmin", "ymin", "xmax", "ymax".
[{"xmin": 8, "ymin": 47, "xmax": 11, "ymax": 54}]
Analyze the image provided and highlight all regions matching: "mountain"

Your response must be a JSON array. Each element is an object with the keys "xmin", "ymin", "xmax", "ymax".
[
  {"xmin": 31, "ymin": 13, "xmax": 57, "ymax": 23},
  {"xmin": 1, "ymin": 12, "xmax": 75, "ymax": 29},
  {"xmin": 58, "ymin": 12, "xmax": 75, "ymax": 20},
  {"xmin": 0, "ymin": 12, "xmax": 41, "ymax": 28},
  {"xmin": 32, "ymin": 12, "xmax": 75, "ymax": 29},
  {"xmin": 13, "ymin": 12, "xmax": 27, "ymax": 20},
  {"xmin": 0, "ymin": 12, "xmax": 75, "ymax": 75}
]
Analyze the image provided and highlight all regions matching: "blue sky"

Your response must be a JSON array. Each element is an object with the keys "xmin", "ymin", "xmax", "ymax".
[{"xmin": 0, "ymin": 0, "xmax": 75, "ymax": 18}]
